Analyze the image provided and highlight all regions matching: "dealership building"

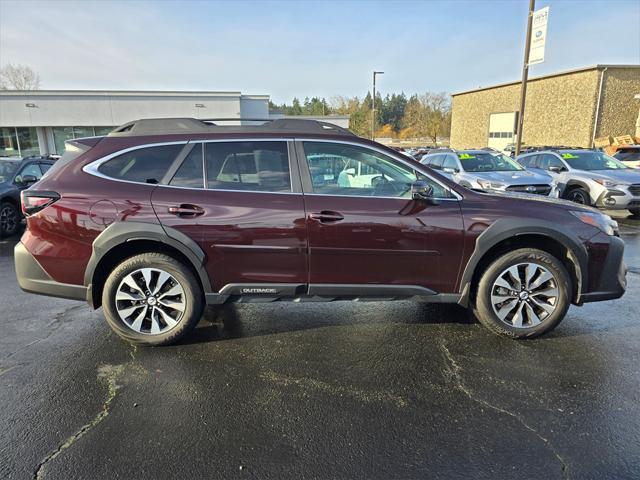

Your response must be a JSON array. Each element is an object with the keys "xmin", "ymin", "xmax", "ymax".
[
  {"xmin": 450, "ymin": 64, "xmax": 640, "ymax": 151},
  {"xmin": 0, "ymin": 90, "xmax": 349, "ymax": 157}
]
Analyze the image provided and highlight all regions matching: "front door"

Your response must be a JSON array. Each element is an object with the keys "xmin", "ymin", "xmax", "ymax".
[
  {"xmin": 297, "ymin": 141, "xmax": 465, "ymax": 295},
  {"xmin": 152, "ymin": 139, "xmax": 308, "ymax": 294}
]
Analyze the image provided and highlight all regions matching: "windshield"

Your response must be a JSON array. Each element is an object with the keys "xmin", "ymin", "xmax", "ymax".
[
  {"xmin": 561, "ymin": 151, "xmax": 629, "ymax": 170},
  {"xmin": 615, "ymin": 151, "xmax": 640, "ymax": 162},
  {"xmin": 0, "ymin": 160, "xmax": 20, "ymax": 183},
  {"xmin": 458, "ymin": 152, "xmax": 523, "ymax": 172}
]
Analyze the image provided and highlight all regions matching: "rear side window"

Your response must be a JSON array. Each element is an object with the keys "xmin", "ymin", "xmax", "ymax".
[
  {"xmin": 98, "ymin": 144, "xmax": 184, "ymax": 184},
  {"xmin": 205, "ymin": 141, "xmax": 290, "ymax": 192},
  {"xmin": 170, "ymin": 144, "xmax": 204, "ymax": 188}
]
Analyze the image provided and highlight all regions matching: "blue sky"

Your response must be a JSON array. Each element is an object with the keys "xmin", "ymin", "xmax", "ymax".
[{"xmin": 1, "ymin": 0, "xmax": 638, "ymax": 103}]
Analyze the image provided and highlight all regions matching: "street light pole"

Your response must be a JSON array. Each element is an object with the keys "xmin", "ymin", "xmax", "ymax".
[
  {"xmin": 515, "ymin": 0, "xmax": 535, "ymax": 157},
  {"xmin": 372, "ymin": 71, "xmax": 384, "ymax": 140}
]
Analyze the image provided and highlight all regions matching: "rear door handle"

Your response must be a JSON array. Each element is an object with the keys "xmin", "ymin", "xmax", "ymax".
[
  {"xmin": 168, "ymin": 204, "xmax": 205, "ymax": 217},
  {"xmin": 309, "ymin": 210, "xmax": 344, "ymax": 223}
]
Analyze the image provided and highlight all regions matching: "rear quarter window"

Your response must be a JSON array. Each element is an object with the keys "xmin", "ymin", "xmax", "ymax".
[{"xmin": 98, "ymin": 144, "xmax": 184, "ymax": 184}]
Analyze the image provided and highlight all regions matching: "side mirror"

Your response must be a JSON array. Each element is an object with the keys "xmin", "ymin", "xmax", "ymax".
[
  {"xmin": 18, "ymin": 174, "xmax": 39, "ymax": 186},
  {"xmin": 344, "ymin": 168, "xmax": 356, "ymax": 176},
  {"xmin": 442, "ymin": 167, "xmax": 459, "ymax": 174},
  {"xmin": 411, "ymin": 180, "xmax": 434, "ymax": 201},
  {"xmin": 549, "ymin": 166, "xmax": 565, "ymax": 173}
]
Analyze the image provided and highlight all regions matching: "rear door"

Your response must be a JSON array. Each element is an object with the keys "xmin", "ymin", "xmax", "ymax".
[
  {"xmin": 152, "ymin": 139, "xmax": 308, "ymax": 294},
  {"xmin": 297, "ymin": 140, "xmax": 465, "ymax": 295}
]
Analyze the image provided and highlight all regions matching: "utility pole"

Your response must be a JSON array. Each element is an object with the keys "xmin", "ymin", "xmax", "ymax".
[
  {"xmin": 372, "ymin": 71, "xmax": 384, "ymax": 140},
  {"xmin": 515, "ymin": 0, "xmax": 535, "ymax": 157}
]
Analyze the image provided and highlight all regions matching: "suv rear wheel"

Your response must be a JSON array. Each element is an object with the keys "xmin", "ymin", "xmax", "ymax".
[
  {"xmin": 474, "ymin": 248, "xmax": 571, "ymax": 339},
  {"xmin": 102, "ymin": 253, "xmax": 204, "ymax": 346}
]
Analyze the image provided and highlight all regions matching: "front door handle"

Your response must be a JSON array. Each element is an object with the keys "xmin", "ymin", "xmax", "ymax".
[
  {"xmin": 309, "ymin": 210, "xmax": 344, "ymax": 223},
  {"xmin": 168, "ymin": 204, "xmax": 205, "ymax": 217}
]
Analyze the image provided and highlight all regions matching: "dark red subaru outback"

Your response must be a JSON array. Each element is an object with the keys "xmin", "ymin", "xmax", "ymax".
[{"xmin": 15, "ymin": 118, "xmax": 626, "ymax": 345}]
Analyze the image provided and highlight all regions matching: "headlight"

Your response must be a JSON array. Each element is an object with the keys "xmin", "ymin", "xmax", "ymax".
[
  {"xmin": 478, "ymin": 180, "xmax": 506, "ymax": 190},
  {"xmin": 570, "ymin": 210, "xmax": 618, "ymax": 236},
  {"xmin": 594, "ymin": 178, "xmax": 628, "ymax": 188}
]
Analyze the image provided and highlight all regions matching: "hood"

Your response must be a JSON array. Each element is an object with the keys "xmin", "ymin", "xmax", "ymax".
[
  {"xmin": 471, "ymin": 170, "xmax": 551, "ymax": 185},
  {"xmin": 587, "ymin": 169, "xmax": 640, "ymax": 184},
  {"xmin": 477, "ymin": 189, "xmax": 599, "ymax": 213}
]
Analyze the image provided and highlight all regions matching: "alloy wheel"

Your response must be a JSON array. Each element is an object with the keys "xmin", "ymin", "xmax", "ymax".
[
  {"xmin": 490, "ymin": 262, "xmax": 559, "ymax": 329},
  {"xmin": 115, "ymin": 268, "xmax": 186, "ymax": 335},
  {"xmin": 568, "ymin": 190, "xmax": 588, "ymax": 204},
  {"xmin": 0, "ymin": 205, "xmax": 17, "ymax": 235}
]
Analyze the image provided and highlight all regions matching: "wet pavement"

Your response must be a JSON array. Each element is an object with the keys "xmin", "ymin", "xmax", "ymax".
[{"xmin": 1, "ymin": 213, "xmax": 639, "ymax": 480}]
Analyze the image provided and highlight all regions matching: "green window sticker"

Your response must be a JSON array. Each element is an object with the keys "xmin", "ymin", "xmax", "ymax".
[
  {"xmin": 561, "ymin": 153, "xmax": 579, "ymax": 159},
  {"xmin": 459, "ymin": 153, "xmax": 476, "ymax": 160}
]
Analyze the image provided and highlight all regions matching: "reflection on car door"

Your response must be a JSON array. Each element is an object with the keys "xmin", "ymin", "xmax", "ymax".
[
  {"xmin": 298, "ymin": 141, "xmax": 465, "ymax": 294},
  {"xmin": 152, "ymin": 140, "xmax": 308, "ymax": 292}
]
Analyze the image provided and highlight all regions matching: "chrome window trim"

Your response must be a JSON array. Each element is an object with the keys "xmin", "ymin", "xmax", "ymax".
[
  {"xmin": 82, "ymin": 136, "xmax": 462, "ymax": 200},
  {"xmin": 82, "ymin": 140, "xmax": 189, "ymax": 186},
  {"xmin": 297, "ymin": 137, "xmax": 462, "ymax": 201}
]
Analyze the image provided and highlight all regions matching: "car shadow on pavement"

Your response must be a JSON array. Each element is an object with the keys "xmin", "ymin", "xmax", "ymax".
[{"xmin": 179, "ymin": 302, "xmax": 477, "ymax": 346}]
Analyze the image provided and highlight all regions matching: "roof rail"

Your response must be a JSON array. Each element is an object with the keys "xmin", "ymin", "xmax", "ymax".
[{"xmin": 107, "ymin": 117, "xmax": 354, "ymax": 137}]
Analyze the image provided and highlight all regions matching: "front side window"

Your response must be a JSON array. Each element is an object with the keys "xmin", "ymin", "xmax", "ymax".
[
  {"xmin": 98, "ymin": 144, "xmax": 184, "ymax": 184},
  {"xmin": 442, "ymin": 154, "xmax": 458, "ymax": 170},
  {"xmin": 429, "ymin": 154, "xmax": 445, "ymax": 170},
  {"xmin": 18, "ymin": 163, "xmax": 43, "ymax": 181},
  {"xmin": 539, "ymin": 154, "xmax": 564, "ymax": 170},
  {"xmin": 303, "ymin": 142, "xmax": 450, "ymax": 198},
  {"xmin": 205, "ymin": 141, "xmax": 290, "ymax": 192}
]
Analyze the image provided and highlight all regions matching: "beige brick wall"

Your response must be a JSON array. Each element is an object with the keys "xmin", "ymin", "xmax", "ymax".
[
  {"xmin": 596, "ymin": 67, "xmax": 640, "ymax": 139},
  {"xmin": 451, "ymin": 69, "xmax": 601, "ymax": 149}
]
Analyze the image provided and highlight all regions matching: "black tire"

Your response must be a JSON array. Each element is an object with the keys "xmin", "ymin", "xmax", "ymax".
[
  {"xmin": 102, "ymin": 252, "xmax": 204, "ymax": 346},
  {"xmin": 629, "ymin": 209, "xmax": 640, "ymax": 217},
  {"xmin": 564, "ymin": 187, "xmax": 591, "ymax": 205},
  {"xmin": 0, "ymin": 201, "xmax": 19, "ymax": 238},
  {"xmin": 473, "ymin": 248, "xmax": 572, "ymax": 339}
]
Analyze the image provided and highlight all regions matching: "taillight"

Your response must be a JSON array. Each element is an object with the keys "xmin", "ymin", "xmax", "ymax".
[{"xmin": 21, "ymin": 191, "xmax": 60, "ymax": 217}]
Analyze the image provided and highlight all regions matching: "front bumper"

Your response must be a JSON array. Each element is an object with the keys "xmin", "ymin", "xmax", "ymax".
[
  {"xmin": 580, "ymin": 235, "xmax": 627, "ymax": 303},
  {"xmin": 595, "ymin": 188, "xmax": 640, "ymax": 210},
  {"xmin": 14, "ymin": 241, "xmax": 87, "ymax": 301}
]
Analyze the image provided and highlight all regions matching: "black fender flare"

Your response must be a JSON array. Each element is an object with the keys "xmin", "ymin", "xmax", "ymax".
[
  {"xmin": 562, "ymin": 180, "xmax": 591, "ymax": 197},
  {"xmin": 83, "ymin": 221, "xmax": 212, "ymax": 297},
  {"xmin": 457, "ymin": 217, "xmax": 588, "ymax": 306}
]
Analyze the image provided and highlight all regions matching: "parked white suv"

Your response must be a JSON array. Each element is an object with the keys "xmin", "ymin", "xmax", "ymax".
[{"xmin": 517, "ymin": 149, "xmax": 640, "ymax": 216}]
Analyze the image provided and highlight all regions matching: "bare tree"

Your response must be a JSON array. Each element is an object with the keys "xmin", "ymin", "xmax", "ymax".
[
  {"xmin": 422, "ymin": 92, "xmax": 451, "ymax": 145},
  {"xmin": 0, "ymin": 64, "xmax": 41, "ymax": 90}
]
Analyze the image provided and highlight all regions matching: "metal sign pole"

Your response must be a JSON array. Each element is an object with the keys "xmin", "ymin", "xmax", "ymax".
[{"xmin": 515, "ymin": 0, "xmax": 535, "ymax": 157}]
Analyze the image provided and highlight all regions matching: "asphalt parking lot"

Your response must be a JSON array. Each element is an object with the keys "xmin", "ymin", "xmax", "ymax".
[{"xmin": 1, "ymin": 213, "xmax": 639, "ymax": 480}]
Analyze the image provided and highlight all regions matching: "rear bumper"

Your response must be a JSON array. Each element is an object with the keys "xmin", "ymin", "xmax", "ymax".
[
  {"xmin": 580, "ymin": 235, "xmax": 627, "ymax": 303},
  {"xmin": 14, "ymin": 241, "xmax": 87, "ymax": 301}
]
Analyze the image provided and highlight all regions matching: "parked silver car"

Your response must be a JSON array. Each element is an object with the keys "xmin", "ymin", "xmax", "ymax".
[
  {"xmin": 517, "ymin": 149, "xmax": 640, "ymax": 216},
  {"xmin": 421, "ymin": 149, "xmax": 555, "ymax": 196}
]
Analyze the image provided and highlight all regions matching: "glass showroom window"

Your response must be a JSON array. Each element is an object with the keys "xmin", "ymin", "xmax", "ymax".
[
  {"xmin": 17, "ymin": 128, "xmax": 39, "ymax": 157},
  {"xmin": 53, "ymin": 126, "xmax": 113, "ymax": 154},
  {"xmin": 0, "ymin": 127, "xmax": 39, "ymax": 158},
  {"xmin": 0, "ymin": 128, "xmax": 19, "ymax": 157}
]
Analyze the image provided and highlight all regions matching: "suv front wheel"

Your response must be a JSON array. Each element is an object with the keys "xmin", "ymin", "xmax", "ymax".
[
  {"xmin": 102, "ymin": 253, "xmax": 204, "ymax": 346},
  {"xmin": 474, "ymin": 249, "xmax": 571, "ymax": 338}
]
